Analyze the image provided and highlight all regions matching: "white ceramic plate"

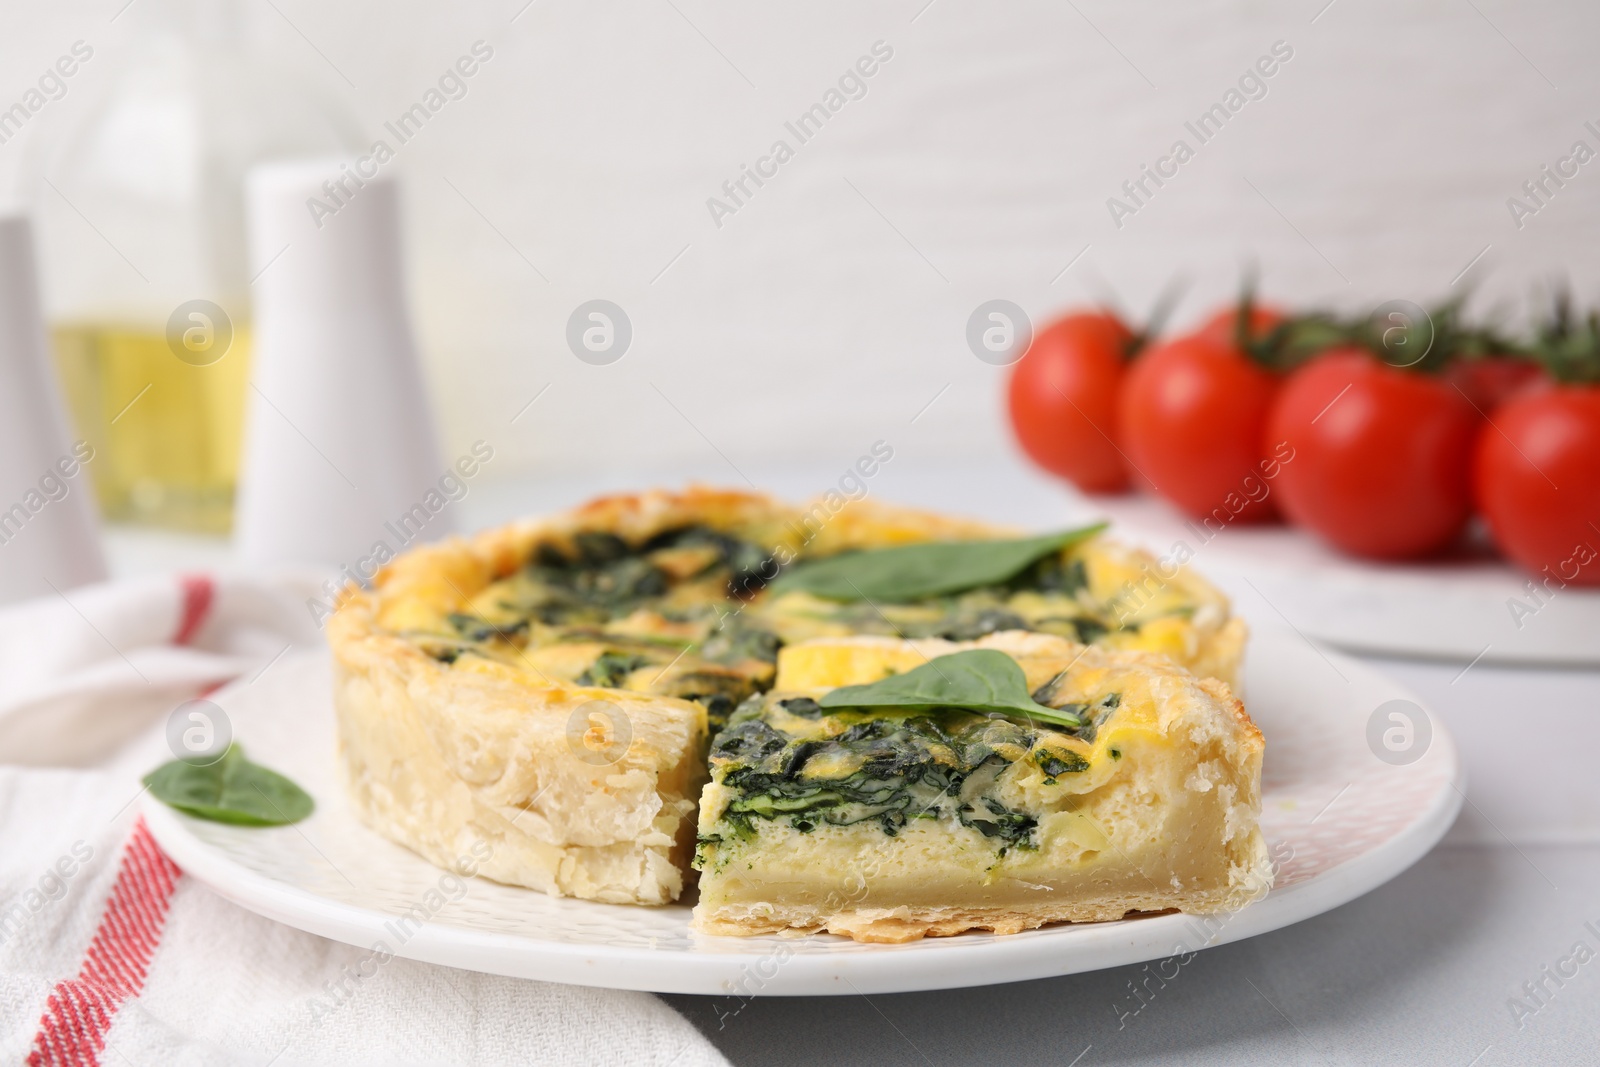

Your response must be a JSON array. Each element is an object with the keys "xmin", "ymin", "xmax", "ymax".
[
  {"xmin": 143, "ymin": 629, "xmax": 1462, "ymax": 996},
  {"xmin": 1086, "ymin": 495, "xmax": 1600, "ymax": 667}
]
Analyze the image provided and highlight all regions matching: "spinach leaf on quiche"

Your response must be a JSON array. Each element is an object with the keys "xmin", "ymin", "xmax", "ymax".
[
  {"xmin": 818, "ymin": 649, "xmax": 1085, "ymax": 729},
  {"xmin": 768, "ymin": 525, "xmax": 1106, "ymax": 603}
]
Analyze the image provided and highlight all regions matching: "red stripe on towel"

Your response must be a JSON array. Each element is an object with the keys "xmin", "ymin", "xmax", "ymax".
[
  {"xmin": 26, "ymin": 819, "xmax": 183, "ymax": 1067},
  {"xmin": 172, "ymin": 574, "xmax": 215, "ymax": 647}
]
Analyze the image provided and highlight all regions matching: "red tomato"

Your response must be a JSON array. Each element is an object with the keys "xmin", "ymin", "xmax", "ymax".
[
  {"xmin": 1474, "ymin": 383, "xmax": 1600, "ymax": 585},
  {"xmin": 1197, "ymin": 303, "xmax": 1286, "ymax": 349},
  {"xmin": 1445, "ymin": 357, "xmax": 1546, "ymax": 414},
  {"xmin": 1268, "ymin": 349, "xmax": 1478, "ymax": 559},
  {"xmin": 1007, "ymin": 312, "xmax": 1135, "ymax": 493},
  {"xmin": 1117, "ymin": 334, "xmax": 1281, "ymax": 523}
]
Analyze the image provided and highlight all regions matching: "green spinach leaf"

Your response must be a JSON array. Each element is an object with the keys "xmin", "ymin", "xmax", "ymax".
[
  {"xmin": 818, "ymin": 649, "xmax": 1085, "ymax": 729},
  {"xmin": 577, "ymin": 650, "xmax": 648, "ymax": 687},
  {"xmin": 769, "ymin": 525, "xmax": 1106, "ymax": 603},
  {"xmin": 144, "ymin": 745, "xmax": 315, "ymax": 827}
]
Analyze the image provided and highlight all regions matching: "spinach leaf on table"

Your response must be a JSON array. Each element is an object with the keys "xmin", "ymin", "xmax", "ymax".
[{"xmin": 144, "ymin": 744, "xmax": 314, "ymax": 827}]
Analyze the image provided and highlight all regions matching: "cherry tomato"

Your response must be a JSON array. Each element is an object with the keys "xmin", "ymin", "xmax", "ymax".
[
  {"xmin": 1474, "ymin": 383, "xmax": 1600, "ymax": 585},
  {"xmin": 1197, "ymin": 303, "xmax": 1286, "ymax": 349},
  {"xmin": 1445, "ymin": 356, "xmax": 1546, "ymax": 414},
  {"xmin": 1007, "ymin": 312, "xmax": 1135, "ymax": 493},
  {"xmin": 1268, "ymin": 349, "xmax": 1478, "ymax": 559},
  {"xmin": 1117, "ymin": 334, "xmax": 1281, "ymax": 522}
]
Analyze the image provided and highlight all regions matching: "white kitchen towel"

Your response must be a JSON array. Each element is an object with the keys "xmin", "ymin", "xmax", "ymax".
[{"xmin": 0, "ymin": 573, "xmax": 728, "ymax": 1067}]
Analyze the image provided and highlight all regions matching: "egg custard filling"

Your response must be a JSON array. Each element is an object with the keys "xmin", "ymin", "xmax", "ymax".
[
  {"xmin": 408, "ymin": 523, "xmax": 786, "ymax": 729},
  {"xmin": 386, "ymin": 500, "xmax": 1242, "ymax": 725},
  {"xmin": 328, "ymin": 487, "xmax": 1260, "ymax": 914},
  {"xmin": 757, "ymin": 531, "xmax": 1244, "ymax": 689},
  {"xmin": 692, "ymin": 633, "xmax": 1270, "ymax": 942}
]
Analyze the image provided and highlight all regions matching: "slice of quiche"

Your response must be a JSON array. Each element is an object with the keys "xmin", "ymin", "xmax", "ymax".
[
  {"xmin": 692, "ymin": 632, "xmax": 1270, "ymax": 941},
  {"xmin": 328, "ymin": 488, "xmax": 791, "ymax": 906},
  {"xmin": 328, "ymin": 487, "xmax": 1252, "ymax": 907}
]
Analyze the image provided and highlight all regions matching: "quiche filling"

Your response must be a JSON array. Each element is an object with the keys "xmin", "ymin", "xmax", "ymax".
[
  {"xmin": 407, "ymin": 525, "xmax": 784, "ymax": 727},
  {"xmin": 760, "ymin": 553, "xmax": 1118, "ymax": 644},
  {"xmin": 696, "ymin": 688, "xmax": 1123, "ymax": 867},
  {"xmin": 394, "ymin": 520, "xmax": 1230, "ymax": 732}
]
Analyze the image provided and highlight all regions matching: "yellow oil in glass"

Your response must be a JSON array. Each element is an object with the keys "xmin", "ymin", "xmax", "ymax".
[{"xmin": 51, "ymin": 324, "xmax": 251, "ymax": 534}]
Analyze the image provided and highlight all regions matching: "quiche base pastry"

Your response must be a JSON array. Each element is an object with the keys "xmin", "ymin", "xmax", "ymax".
[
  {"xmin": 692, "ymin": 632, "xmax": 1270, "ymax": 942},
  {"xmin": 327, "ymin": 486, "xmax": 1254, "ymax": 910}
]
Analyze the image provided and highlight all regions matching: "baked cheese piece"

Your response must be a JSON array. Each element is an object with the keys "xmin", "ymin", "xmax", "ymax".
[
  {"xmin": 692, "ymin": 632, "xmax": 1270, "ymax": 941},
  {"xmin": 328, "ymin": 487, "xmax": 1252, "ymax": 907}
]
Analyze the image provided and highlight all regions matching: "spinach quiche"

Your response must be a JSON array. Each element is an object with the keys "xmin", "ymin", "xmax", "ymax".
[
  {"xmin": 327, "ymin": 487, "xmax": 1254, "ymax": 910},
  {"xmin": 693, "ymin": 632, "xmax": 1270, "ymax": 941}
]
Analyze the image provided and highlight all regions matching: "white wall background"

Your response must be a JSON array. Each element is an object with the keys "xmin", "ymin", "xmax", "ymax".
[{"xmin": 3, "ymin": 0, "xmax": 1598, "ymax": 483}]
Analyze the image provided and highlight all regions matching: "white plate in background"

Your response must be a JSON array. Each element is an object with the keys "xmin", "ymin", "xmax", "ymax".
[{"xmin": 1087, "ymin": 494, "xmax": 1599, "ymax": 667}]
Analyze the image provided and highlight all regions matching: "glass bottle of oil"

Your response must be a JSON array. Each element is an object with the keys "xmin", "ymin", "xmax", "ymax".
[{"xmin": 27, "ymin": 0, "xmax": 359, "ymax": 533}]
